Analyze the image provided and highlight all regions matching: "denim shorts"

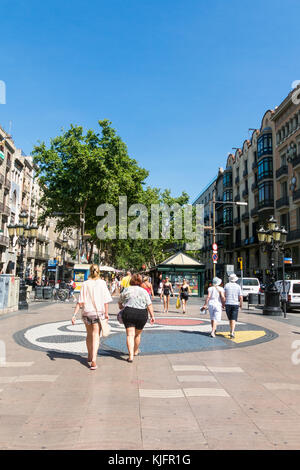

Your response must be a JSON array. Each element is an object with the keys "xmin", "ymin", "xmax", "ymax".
[
  {"xmin": 82, "ymin": 315, "xmax": 100, "ymax": 325},
  {"xmin": 225, "ymin": 305, "xmax": 239, "ymax": 321}
]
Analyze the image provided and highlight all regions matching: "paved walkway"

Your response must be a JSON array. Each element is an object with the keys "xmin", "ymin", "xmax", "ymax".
[{"xmin": 0, "ymin": 296, "xmax": 300, "ymax": 450}]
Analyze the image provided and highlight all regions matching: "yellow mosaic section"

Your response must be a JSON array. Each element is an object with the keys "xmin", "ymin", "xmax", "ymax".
[{"xmin": 216, "ymin": 331, "xmax": 266, "ymax": 343}]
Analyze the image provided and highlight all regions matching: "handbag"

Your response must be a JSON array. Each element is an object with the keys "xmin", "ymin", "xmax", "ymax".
[
  {"xmin": 86, "ymin": 282, "xmax": 111, "ymax": 338},
  {"xmin": 117, "ymin": 308, "xmax": 124, "ymax": 325}
]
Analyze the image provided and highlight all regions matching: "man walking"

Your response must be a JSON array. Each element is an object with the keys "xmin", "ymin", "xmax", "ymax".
[
  {"xmin": 120, "ymin": 271, "xmax": 131, "ymax": 292},
  {"xmin": 224, "ymin": 273, "xmax": 243, "ymax": 338}
]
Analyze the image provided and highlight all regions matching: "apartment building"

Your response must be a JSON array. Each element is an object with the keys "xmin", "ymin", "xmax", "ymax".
[
  {"xmin": 194, "ymin": 106, "xmax": 281, "ymax": 283},
  {"xmin": 272, "ymin": 85, "xmax": 300, "ymax": 279}
]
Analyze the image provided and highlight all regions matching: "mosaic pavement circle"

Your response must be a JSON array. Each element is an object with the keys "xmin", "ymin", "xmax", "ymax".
[{"xmin": 14, "ymin": 316, "xmax": 278, "ymax": 356}]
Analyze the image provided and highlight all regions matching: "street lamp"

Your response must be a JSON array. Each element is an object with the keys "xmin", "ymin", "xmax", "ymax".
[
  {"xmin": 258, "ymin": 216, "xmax": 287, "ymax": 316},
  {"xmin": 7, "ymin": 214, "xmax": 38, "ymax": 310},
  {"xmin": 211, "ymin": 190, "xmax": 248, "ymax": 277}
]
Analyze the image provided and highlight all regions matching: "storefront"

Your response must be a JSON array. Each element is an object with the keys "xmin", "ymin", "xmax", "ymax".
[{"xmin": 150, "ymin": 252, "xmax": 205, "ymax": 297}]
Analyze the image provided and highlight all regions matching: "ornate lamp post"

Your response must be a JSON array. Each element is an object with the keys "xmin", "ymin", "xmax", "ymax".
[
  {"xmin": 7, "ymin": 212, "xmax": 38, "ymax": 310},
  {"xmin": 257, "ymin": 216, "xmax": 287, "ymax": 316}
]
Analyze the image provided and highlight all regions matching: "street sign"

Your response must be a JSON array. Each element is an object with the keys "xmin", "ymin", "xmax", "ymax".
[
  {"xmin": 284, "ymin": 258, "xmax": 292, "ymax": 265},
  {"xmin": 212, "ymin": 253, "xmax": 218, "ymax": 263},
  {"xmin": 212, "ymin": 243, "xmax": 218, "ymax": 251}
]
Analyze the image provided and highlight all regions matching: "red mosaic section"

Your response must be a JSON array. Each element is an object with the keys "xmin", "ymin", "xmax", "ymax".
[{"xmin": 155, "ymin": 318, "xmax": 204, "ymax": 326}]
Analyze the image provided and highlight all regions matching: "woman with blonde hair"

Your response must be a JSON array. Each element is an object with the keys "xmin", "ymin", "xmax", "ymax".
[
  {"xmin": 72, "ymin": 264, "xmax": 112, "ymax": 370},
  {"xmin": 119, "ymin": 273, "xmax": 155, "ymax": 362}
]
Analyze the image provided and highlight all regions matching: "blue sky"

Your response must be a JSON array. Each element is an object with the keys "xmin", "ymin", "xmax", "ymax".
[{"xmin": 1, "ymin": 0, "xmax": 299, "ymax": 202}]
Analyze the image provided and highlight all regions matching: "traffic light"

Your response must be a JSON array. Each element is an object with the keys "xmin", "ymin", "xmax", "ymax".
[{"xmin": 237, "ymin": 257, "xmax": 243, "ymax": 270}]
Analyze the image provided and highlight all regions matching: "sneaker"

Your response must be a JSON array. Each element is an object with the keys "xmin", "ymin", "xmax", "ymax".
[
  {"xmin": 210, "ymin": 332, "xmax": 216, "ymax": 338},
  {"xmin": 230, "ymin": 332, "xmax": 235, "ymax": 338}
]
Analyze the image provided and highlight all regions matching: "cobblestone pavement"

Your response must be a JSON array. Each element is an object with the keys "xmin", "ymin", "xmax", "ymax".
[{"xmin": 1, "ymin": 296, "xmax": 300, "ymax": 450}]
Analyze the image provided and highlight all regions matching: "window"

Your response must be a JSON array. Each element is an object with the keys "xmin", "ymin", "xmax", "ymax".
[
  {"xmin": 223, "ymin": 190, "xmax": 232, "ymax": 202},
  {"xmin": 258, "ymin": 157, "xmax": 273, "ymax": 181},
  {"xmin": 280, "ymin": 213, "xmax": 290, "ymax": 231},
  {"xmin": 257, "ymin": 133, "xmax": 272, "ymax": 158},
  {"xmin": 281, "ymin": 154, "xmax": 286, "ymax": 166},
  {"xmin": 258, "ymin": 181, "xmax": 273, "ymax": 204},
  {"xmin": 223, "ymin": 206, "xmax": 232, "ymax": 225},
  {"xmin": 281, "ymin": 181, "xmax": 288, "ymax": 198},
  {"xmin": 245, "ymin": 225, "xmax": 249, "ymax": 239},
  {"xmin": 223, "ymin": 172, "xmax": 232, "ymax": 188}
]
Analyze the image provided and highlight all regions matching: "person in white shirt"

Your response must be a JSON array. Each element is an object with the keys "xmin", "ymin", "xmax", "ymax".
[
  {"xmin": 202, "ymin": 277, "xmax": 225, "ymax": 337},
  {"xmin": 224, "ymin": 273, "xmax": 243, "ymax": 338}
]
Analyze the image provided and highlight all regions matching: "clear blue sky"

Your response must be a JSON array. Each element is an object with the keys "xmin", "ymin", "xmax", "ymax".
[{"xmin": 1, "ymin": 0, "xmax": 299, "ymax": 202}]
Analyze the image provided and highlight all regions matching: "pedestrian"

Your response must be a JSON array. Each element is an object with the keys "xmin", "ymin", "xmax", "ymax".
[
  {"xmin": 120, "ymin": 270, "xmax": 131, "ymax": 292},
  {"xmin": 224, "ymin": 273, "xmax": 243, "ymax": 338},
  {"xmin": 110, "ymin": 277, "xmax": 118, "ymax": 296},
  {"xmin": 161, "ymin": 276, "xmax": 174, "ymax": 313},
  {"xmin": 157, "ymin": 273, "xmax": 163, "ymax": 297},
  {"xmin": 141, "ymin": 275, "xmax": 154, "ymax": 298},
  {"xmin": 118, "ymin": 273, "xmax": 155, "ymax": 362},
  {"xmin": 72, "ymin": 264, "xmax": 112, "ymax": 370},
  {"xmin": 202, "ymin": 277, "xmax": 225, "ymax": 337},
  {"xmin": 68, "ymin": 278, "xmax": 76, "ymax": 302},
  {"xmin": 179, "ymin": 279, "xmax": 191, "ymax": 314}
]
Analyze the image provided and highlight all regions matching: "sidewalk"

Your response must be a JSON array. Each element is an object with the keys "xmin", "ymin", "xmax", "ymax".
[{"xmin": 0, "ymin": 297, "xmax": 300, "ymax": 450}]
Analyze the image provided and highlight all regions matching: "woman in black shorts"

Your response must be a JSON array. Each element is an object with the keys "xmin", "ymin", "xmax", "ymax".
[
  {"xmin": 119, "ymin": 274, "xmax": 155, "ymax": 362},
  {"xmin": 161, "ymin": 277, "xmax": 174, "ymax": 313},
  {"xmin": 180, "ymin": 279, "xmax": 191, "ymax": 314}
]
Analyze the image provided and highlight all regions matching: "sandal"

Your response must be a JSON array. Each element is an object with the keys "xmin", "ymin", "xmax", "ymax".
[
  {"xmin": 90, "ymin": 362, "xmax": 98, "ymax": 370},
  {"xmin": 127, "ymin": 358, "xmax": 133, "ymax": 363}
]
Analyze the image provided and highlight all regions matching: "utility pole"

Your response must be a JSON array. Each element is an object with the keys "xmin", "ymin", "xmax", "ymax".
[{"xmin": 212, "ymin": 189, "xmax": 216, "ymax": 278}]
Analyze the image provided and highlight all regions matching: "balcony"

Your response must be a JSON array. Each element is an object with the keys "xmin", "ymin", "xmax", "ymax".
[
  {"xmin": 249, "ymin": 235, "xmax": 258, "ymax": 245},
  {"xmin": 243, "ymin": 238, "xmax": 249, "ymax": 246},
  {"xmin": 251, "ymin": 207, "xmax": 259, "ymax": 218},
  {"xmin": 292, "ymin": 155, "xmax": 300, "ymax": 170},
  {"xmin": 242, "ymin": 188, "xmax": 249, "ymax": 199},
  {"xmin": 2, "ymin": 205, "xmax": 10, "ymax": 217},
  {"xmin": 26, "ymin": 250, "xmax": 36, "ymax": 259},
  {"xmin": 276, "ymin": 165, "xmax": 288, "ymax": 180},
  {"xmin": 4, "ymin": 179, "xmax": 11, "ymax": 191},
  {"xmin": 258, "ymin": 199, "xmax": 274, "ymax": 211},
  {"xmin": 257, "ymin": 171, "xmax": 273, "ymax": 183},
  {"xmin": 287, "ymin": 230, "xmax": 300, "ymax": 242},
  {"xmin": 0, "ymin": 174, "xmax": 4, "ymax": 185},
  {"xmin": 292, "ymin": 189, "xmax": 300, "ymax": 203},
  {"xmin": 0, "ymin": 234, "xmax": 9, "ymax": 247},
  {"xmin": 35, "ymin": 250, "xmax": 50, "ymax": 261},
  {"xmin": 234, "ymin": 240, "xmax": 242, "ymax": 249},
  {"xmin": 6, "ymin": 159, "xmax": 11, "ymax": 170},
  {"xmin": 241, "ymin": 211, "xmax": 249, "ymax": 221},
  {"xmin": 234, "ymin": 194, "xmax": 240, "ymax": 202},
  {"xmin": 37, "ymin": 232, "xmax": 47, "ymax": 242},
  {"xmin": 223, "ymin": 219, "xmax": 233, "ymax": 228},
  {"xmin": 276, "ymin": 196, "xmax": 289, "ymax": 210}
]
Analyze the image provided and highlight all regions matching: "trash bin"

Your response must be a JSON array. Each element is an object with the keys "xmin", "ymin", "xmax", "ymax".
[
  {"xmin": 258, "ymin": 293, "xmax": 265, "ymax": 305},
  {"xmin": 248, "ymin": 293, "xmax": 259, "ymax": 305},
  {"xmin": 35, "ymin": 286, "xmax": 43, "ymax": 300},
  {"xmin": 43, "ymin": 287, "xmax": 53, "ymax": 300}
]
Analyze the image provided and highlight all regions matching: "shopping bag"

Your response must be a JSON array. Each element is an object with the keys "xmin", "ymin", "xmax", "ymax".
[{"xmin": 176, "ymin": 296, "xmax": 181, "ymax": 309}]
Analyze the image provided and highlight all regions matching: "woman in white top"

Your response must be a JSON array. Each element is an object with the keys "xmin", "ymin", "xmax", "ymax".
[
  {"xmin": 202, "ymin": 277, "xmax": 225, "ymax": 338},
  {"xmin": 72, "ymin": 264, "xmax": 112, "ymax": 370}
]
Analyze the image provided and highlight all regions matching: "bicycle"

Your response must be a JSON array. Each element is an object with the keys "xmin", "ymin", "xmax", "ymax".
[{"xmin": 53, "ymin": 288, "xmax": 70, "ymax": 302}]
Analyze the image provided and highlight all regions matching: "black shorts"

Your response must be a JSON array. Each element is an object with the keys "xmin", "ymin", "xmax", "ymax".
[
  {"xmin": 225, "ymin": 305, "xmax": 239, "ymax": 321},
  {"xmin": 180, "ymin": 294, "xmax": 189, "ymax": 301},
  {"xmin": 122, "ymin": 307, "xmax": 148, "ymax": 330}
]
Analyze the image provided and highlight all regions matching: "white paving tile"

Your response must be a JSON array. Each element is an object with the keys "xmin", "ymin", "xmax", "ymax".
[
  {"xmin": 0, "ymin": 375, "xmax": 58, "ymax": 383},
  {"xmin": 177, "ymin": 375, "xmax": 217, "ymax": 383},
  {"xmin": 207, "ymin": 366, "xmax": 244, "ymax": 373},
  {"xmin": 172, "ymin": 365, "xmax": 208, "ymax": 372},
  {"xmin": 0, "ymin": 362, "xmax": 34, "ymax": 368},
  {"xmin": 139, "ymin": 389, "xmax": 184, "ymax": 398},
  {"xmin": 264, "ymin": 383, "xmax": 300, "ymax": 391},
  {"xmin": 184, "ymin": 388, "xmax": 230, "ymax": 397}
]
